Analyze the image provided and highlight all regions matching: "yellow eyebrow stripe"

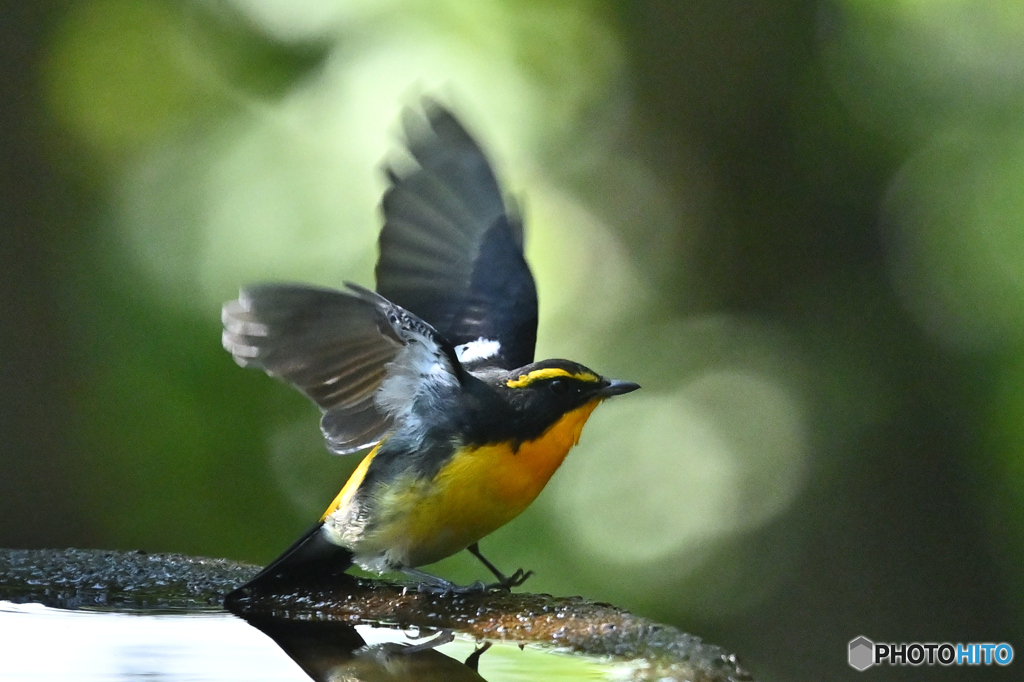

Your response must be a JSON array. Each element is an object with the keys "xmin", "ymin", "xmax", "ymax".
[{"xmin": 506, "ymin": 368, "xmax": 599, "ymax": 388}]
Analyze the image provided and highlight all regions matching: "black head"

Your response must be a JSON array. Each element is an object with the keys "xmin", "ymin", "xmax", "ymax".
[{"xmin": 488, "ymin": 359, "xmax": 639, "ymax": 440}]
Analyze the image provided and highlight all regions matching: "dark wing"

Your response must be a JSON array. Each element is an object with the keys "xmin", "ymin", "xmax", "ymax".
[
  {"xmin": 375, "ymin": 99, "xmax": 538, "ymax": 371},
  {"xmin": 222, "ymin": 283, "xmax": 459, "ymax": 455}
]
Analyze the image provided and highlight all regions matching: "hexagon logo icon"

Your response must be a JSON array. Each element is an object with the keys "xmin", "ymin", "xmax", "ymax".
[{"xmin": 849, "ymin": 636, "xmax": 874, "ymax": 671}]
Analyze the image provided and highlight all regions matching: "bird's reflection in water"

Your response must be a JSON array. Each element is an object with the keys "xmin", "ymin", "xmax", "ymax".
[{"xmin": 236, "ymin": 613, "xmax": 491, "ymax": 682}]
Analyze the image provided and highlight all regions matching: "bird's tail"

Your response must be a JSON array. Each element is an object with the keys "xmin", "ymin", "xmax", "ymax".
[{"xmin": 227, "ymin": 522, "xmax": 354, "ymax": 599}]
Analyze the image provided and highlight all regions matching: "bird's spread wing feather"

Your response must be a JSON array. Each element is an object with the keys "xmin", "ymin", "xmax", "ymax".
[
  {"xmin": 222, "ymin": 283, "xmax": 459, "ymax": 454},
  {"xmin": 375, "ymin": 100, "xmax": 538, "ymax": 370}
]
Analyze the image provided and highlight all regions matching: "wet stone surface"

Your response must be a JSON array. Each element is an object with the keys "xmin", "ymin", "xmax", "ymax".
[{"xmin": 0, "ymin": 548, "xmax": 258, "ymax": 610}]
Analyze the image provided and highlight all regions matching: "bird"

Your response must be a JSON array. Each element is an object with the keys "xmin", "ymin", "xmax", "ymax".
[{"xmin": 222, "ymin": 99, "xmax": 639, "ymax": 594}]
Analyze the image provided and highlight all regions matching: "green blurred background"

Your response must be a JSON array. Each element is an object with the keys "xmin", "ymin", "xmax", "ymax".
[{"xmin": 2, "ymin": 0, "xmax": 1022, "ymax": 679}]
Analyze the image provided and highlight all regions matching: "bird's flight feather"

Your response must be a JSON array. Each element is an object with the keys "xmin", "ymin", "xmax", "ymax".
[
  {"xmin": 222, "ymin": 283, "xmax": 458, "ymax": 454},
  {"xmin": 222, "ymin": 99, "xmax": 538, "ymax": 455},
  {"xmin": 376, "ymin": 100, "xmax": 538, "ymax": 370}
]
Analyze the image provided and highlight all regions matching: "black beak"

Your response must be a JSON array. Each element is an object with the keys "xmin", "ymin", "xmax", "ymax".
[{"xmin": 599, "ymin": 379, "xmax": 641, "ymax": 398}]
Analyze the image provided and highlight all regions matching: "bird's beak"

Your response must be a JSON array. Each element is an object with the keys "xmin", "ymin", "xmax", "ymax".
[{"xmin": 598, "ymin": 379, "xmax": 641, "ymax": 398}]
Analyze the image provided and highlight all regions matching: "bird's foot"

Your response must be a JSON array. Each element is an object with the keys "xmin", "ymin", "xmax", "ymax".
[
  {"xmin": 401, "ymin": 566, "xmax": 490, "ymax": 595},
  {"xmin": 486, "ymin": 567, "xmax": 533, "ymax": 591},
  {"xmin": 466, "ymin": 543, "xmax": 534, "ymax": 591},
  {"xmin": 400, "ymin": 560, "xmax": 532, "ymax": 595},
  {"xmin": 415, "ymin": 579, "xmax": 489, "ymax": 596}
]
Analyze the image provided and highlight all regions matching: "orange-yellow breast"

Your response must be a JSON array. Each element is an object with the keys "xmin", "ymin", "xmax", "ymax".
[{"xmin": 349, "ymin": 399, "xmax": 601, "ymax": 567}]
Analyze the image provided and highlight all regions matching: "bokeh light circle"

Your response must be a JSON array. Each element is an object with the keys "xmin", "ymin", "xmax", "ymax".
[
  {"xmin": 550, "ymin": 368, "xmax": 807, "ymax": 567},
  {"xmin": 885, "ymin": 129, "xmax": 1024, "ymax": 349}
]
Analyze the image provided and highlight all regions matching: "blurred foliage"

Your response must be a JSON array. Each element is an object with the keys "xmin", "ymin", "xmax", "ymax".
[{"xmin": 2, "ymin": 0, "xmax": 1023, "ymax": 680}]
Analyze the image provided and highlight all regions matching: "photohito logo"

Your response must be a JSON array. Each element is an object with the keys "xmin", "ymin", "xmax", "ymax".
[{"xmin": 848, "ymin": 636, "xmax": 1014, "ymax": 670}]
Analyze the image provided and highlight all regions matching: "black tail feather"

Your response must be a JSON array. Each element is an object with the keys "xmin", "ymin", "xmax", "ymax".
[{"xmin": 228, "ymin": 522, "xmax": 354, "ymax": 598}]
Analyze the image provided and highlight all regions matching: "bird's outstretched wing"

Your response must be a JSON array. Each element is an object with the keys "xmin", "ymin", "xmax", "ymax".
[
  {"xmin": 375, "ymin": 99, "xmax": 538, "ymax": 371},
  {"xmin": 222, "ymin": 283, "xmax": 460, "ymax": 455}
]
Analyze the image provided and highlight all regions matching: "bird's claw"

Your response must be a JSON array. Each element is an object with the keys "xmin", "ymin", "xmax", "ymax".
[{"xmin": 488, "ymin": 568, "xmax": 533, "ymax": 591}]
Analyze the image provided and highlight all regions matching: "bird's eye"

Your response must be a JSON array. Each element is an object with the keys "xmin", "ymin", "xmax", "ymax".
[{"xmin": 549, "ymin": 379, "xmax": 569, "ymax": 395}]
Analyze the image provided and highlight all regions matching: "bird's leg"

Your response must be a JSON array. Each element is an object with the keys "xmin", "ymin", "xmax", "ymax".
[
  {"xmin": 466, "ymin": 543, "xmax": 533, "ymax": 590},
  {"xmin": 464, "ymin": 641, "xmax": 492, "ymax": 671},
  {"xmin": 400, "ymin": 566, "xmax": 486, "ymax": 595}
]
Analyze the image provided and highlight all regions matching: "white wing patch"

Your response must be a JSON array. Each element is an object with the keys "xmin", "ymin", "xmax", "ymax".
[{"xmin": 455, "ymin": 338, "xmax": 501, "ymax": 364}]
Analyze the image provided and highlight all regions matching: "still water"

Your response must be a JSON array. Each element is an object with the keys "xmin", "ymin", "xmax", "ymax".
[{"xmin": 0, "ymin": 601, "xmax": 622, "ymax": 681}]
